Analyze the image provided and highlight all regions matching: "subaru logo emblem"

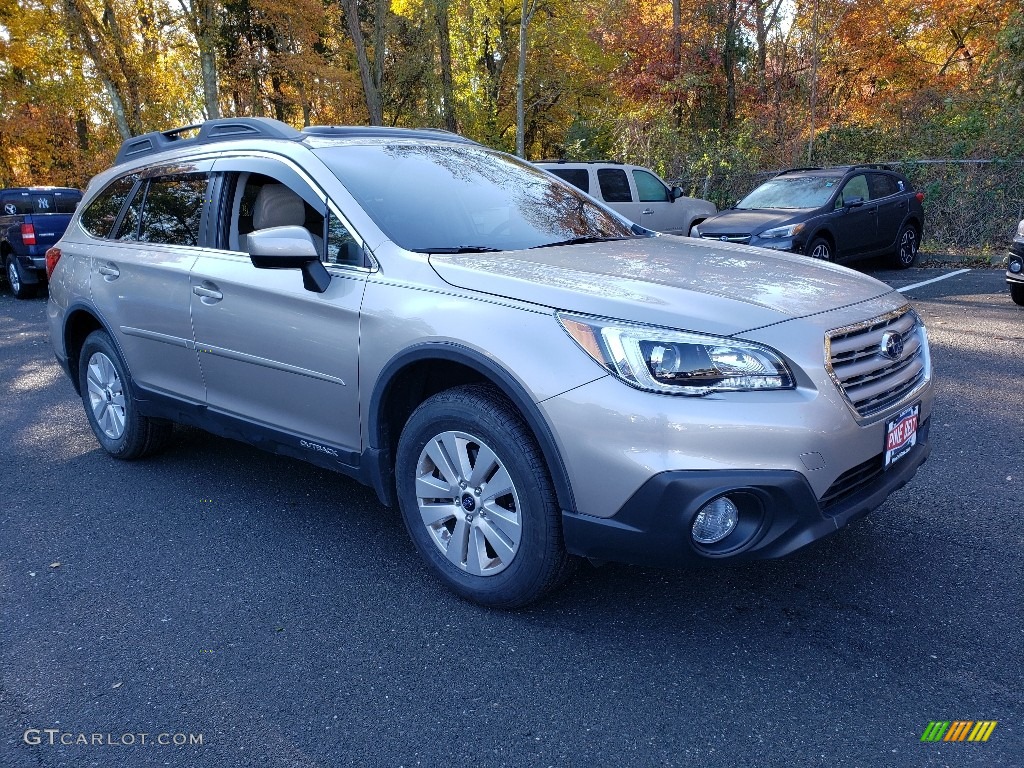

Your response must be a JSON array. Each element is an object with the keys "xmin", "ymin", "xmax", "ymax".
[
  {"xmin": 720, "ymin": 236, "xmax": 729, "ymax": 241},
  {"xmin": 879, "ymin": 331, "xmax": 904, "ymax": 360}
]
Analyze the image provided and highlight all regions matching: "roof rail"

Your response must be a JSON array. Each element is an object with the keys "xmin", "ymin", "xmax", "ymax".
[
  {"xmin": 114, "ymin": 118, "xmax": 303, "ymax": 165},
  {"xmin": 299, "ymin": 125, "xmax": 479, "ymax": 145},
  {"xmin": 535, "ymin": 159, "xmax": 624, "ymax": 165},
  {"xmin": 775, "ymin": 166, "xmax": 824, "ymax": 175}
]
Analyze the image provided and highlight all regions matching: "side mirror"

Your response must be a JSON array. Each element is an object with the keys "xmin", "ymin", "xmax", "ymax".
[
  {"xmin": 247, "ymin": 225, "xmax": 331, "ymax": 293},
  {"xmin": 670, "ymin": 186, "xmax": 684, "ymax": 201}
]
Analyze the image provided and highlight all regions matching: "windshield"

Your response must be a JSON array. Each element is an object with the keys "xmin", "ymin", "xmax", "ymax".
[
  {"xmin": 315, "ymin": 143, "xmax": 638, "ymax": 252},
  {"xmin": 737, "ymin": 176, "xmax": 838, "ymax": 210}
]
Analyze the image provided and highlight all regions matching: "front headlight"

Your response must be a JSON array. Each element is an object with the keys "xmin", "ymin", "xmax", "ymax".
[
  {"xmin": 690, "ymin": 226, "xmax": 702, "ymax": 238},
  {"xmin": 759, "ymin": 223, "xmax": 805, "ymax": 239},
  {"xmin": 558, "ymin": 314, "xmax": 795, "ymax": 396},
  {"xmin": 1015, "ymin": 219, "xmax": 1024, "ymax": 239}
]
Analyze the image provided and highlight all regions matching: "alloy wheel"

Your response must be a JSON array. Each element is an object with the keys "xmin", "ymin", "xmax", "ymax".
[
  {"xmin": 414, "ymin": 430, "xmax": 522, "ymax": 576},
  {"xmin": 86, "ymin": 352, "xmax": 127, "ymax": 439}
]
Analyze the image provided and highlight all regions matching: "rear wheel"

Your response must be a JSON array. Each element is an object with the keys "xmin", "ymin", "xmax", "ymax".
[
  {"xmin": 892, "ymin": 223, "xmax": 919, "ymax": 269},
  {"xmin": 1011, "ymin": 283, "xmax": 1024, "ymax": 307},
  {"xmin": 79, "ymin": 330, "xmax": 172, "ymax": 459},
  {"xmin": 806, "ymin": 237, "xmax": 833, "ymax": 262},
  {"xmin": 6, "ymin": 256, "xmax": 36, "ymax": 299},
  {"xmin": 395, "ymin": 385, "xmax": 573, "ymax": 608}
]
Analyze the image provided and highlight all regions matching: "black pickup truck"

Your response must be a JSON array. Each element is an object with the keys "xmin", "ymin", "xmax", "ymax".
[{"xmin": 1, "ymin": 187, "xmax": 82, "ymax": 298}]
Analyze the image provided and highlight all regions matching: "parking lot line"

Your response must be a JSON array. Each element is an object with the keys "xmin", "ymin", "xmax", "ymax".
[{"xmin": 898, "ymin": 268, "xmax": 972, "ymax": 293}]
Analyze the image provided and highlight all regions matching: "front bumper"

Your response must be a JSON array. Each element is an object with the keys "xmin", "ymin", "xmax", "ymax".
[{"xmin": 562, "ymin": 419, "xmax": 930, "ymax": 567}]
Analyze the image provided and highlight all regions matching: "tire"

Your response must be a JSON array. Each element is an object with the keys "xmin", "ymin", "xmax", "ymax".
[
  {"xmin": 395, "ymin": 384, "xmax": 574, "ymax": 608},
  {"xmin": 6, "ymin": 255, "xmax": 36, "ymax": 299},
  {"xmin": 806, "ymin": 237, "xmax": 833, "ymax": 261},
  {"xmin": 78, "ymin": 330, "xmax": 172, "ymax": 459},
  {"xmin": 892, "ymin": 223, "xmax": 919, "ymax": 269},
  {"xmin": 1011, "ymin": 283, "xmax": 1024, "ymax": 307}
]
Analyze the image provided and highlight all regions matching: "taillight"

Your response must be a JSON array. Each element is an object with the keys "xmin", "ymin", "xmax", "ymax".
[
  {"xmin": 20, "ymin": 222, "xmax": 36, "ymax": 246},
  {"xmin": 45, "ymin": 247, "xmax": 62, "ymax": 280},
  {"xmin": 915, "ymin": 192, "xmax": 925, "ymax": 203}
]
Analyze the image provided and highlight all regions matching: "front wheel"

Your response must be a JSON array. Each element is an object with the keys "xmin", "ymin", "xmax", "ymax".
[
  {"xmin": 1011, "ymin": 283, "xmax": 1024, "ymax": 307},
  {"xmin": 395, "ymin": 385, "xmax": 573, "ymax": 608},
  {"xmin": 892, "ymin": 224, "xmax": 919, "ymax": 269},
  {"xmin": 806, "ymin": 237, "xmax": 833, "ymax": 262},
  {"xmin": 79, "ymin": 330, "xmax": 172, "ymax": 459},
  {"xmin": 6, "ymin": 256, "xmax": 36, "ymax": 299}
]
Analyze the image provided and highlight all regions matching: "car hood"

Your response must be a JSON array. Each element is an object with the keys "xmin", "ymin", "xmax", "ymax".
[
  {"xmin": 698, "ymin": 208, "xmax": 812, "ymax": 234},
  {"xmin": 428, "ymin": 236, "xmax": 895, "ymax": 336}
]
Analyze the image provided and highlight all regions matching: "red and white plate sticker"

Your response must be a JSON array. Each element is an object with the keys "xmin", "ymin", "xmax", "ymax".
[{"xmin": 885, "ymin": 403, "xmax": 919, "ymax": 468}]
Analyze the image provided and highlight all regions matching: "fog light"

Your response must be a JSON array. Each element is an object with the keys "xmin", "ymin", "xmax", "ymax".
[
  {"xmin": 1010, "ymin": 257, "xmax": 1022, "ymax": 274},
  {"xmin": 692, "ymin": 497, "xmax": 739, "ymax": 544}
]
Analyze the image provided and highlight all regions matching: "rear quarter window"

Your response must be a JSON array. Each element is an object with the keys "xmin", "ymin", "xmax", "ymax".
[{"xmin": 80, "ymin": 176, "xmax": 139, "ymax": 238}]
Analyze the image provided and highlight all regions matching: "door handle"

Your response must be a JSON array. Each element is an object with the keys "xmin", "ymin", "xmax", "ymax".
[
  {"xmin": 192, "ymin": 283, "xmax": 223, "ymax": 303},
  {"xmin": 641, "ymin": 208, "xmax": 655, "ymax": 215},
  {"xmin": 98, "ymin": 263, "xmax": 119, "ymax": 280}
]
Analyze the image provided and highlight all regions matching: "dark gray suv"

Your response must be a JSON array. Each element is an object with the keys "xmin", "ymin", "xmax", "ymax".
[
  {"xmin": 47, "ymin": 119, "xmax": 934, "ymax": 606},
  {"xmin": 693, "ymin": 165, "xmax": 925, "ymax": 268}
]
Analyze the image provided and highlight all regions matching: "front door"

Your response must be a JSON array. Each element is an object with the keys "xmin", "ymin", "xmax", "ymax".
[
  {"xmin": 188, "ymin": 157, "xmax": 368, "ymax": 458},
  {"xmin": 831, "ymin": 173, "xmax": 878, "ymax": 259}
]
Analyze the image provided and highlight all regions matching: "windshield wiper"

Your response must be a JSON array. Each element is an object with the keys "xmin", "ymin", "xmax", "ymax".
[
  {"xmin": 529, "ymin": 235, "xmax": 630, "ymax": 250},
  {"xmin": 420, "ymin": 246, "xmax": 503, "ymax": 254}
]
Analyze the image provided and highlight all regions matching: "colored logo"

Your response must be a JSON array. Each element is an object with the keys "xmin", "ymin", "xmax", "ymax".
[
  {"xmin": 879, "ymin": 330, "xmax": 904, "ymax": 360},
  {"xmin": 920, "ymin": 721, "xmax": 997, "ymax": 742}
]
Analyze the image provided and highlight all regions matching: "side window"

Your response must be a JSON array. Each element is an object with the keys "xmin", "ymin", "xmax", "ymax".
[
  {"xmin": 80, "ymin": 175, "xmax": 139, "ymax": 238},
  {"xmin": 550, "ymin": 168, "xmax": 590, "ymax": 193},
  {"xmin": 228, "ymin": 172, "xmax": 326, "ymax": 259},
  {"xmin": 326, "ymin": 211, "xmax": 363, "ymax": 266},
  {"xmin": 868, "ymin": 173, "xmax": 899, "ymax": 200},
  {"xmin": 138, "ymin": 174, "xmax": 209, "ymax": 246},
  {"xmin": 632, "ymin": 170, "xmax": 669, "ymax": 203},
  {"xmin": 597, "ymin": 168, "xmax": 632, "ymax": 203},
  {"xmin": 836, "ymin": 174, "xmax": 869, "ymax": 208}
]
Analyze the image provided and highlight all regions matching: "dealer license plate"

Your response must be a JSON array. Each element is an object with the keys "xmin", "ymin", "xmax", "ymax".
[{"xmin": 884, "ymin": 403, "xmax": 919, "ymax": 469}]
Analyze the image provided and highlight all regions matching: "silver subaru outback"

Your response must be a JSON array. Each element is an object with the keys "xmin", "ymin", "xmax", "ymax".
[{"xmin": 46, "ymin": 118, "xmax": 933, "ymax": 607}]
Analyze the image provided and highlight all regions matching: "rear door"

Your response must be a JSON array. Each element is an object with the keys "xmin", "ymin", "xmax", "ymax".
[
  {"xmin": 84, "ymin": 166, "xmax": 211, "ymax": 402},
  {"xmin": 188, "ymin": 155, "xmax": 367, "ymax": 457},
  {"xmin": 868, "ymin": 172, "xmax": 908, "ymax": 251},
  {"xmin": 595, "ymin": 167, "xmax": 640, "ymax": 224}
]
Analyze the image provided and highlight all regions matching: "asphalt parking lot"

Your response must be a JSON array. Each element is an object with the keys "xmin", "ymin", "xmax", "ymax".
[{"xmin": 1, "ymin": 265, "xmax": 1020, "ymax": 767}]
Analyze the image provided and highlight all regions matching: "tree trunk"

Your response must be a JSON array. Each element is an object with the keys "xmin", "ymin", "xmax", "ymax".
[
  {"xmin": 516, "ymin": 0, "xmax": 536, "ymax": 158},
  {"xmin": 62, "ymin": 0, "xmax": 135, "ymax": 137},
  {"xmin": 433, "ymin": 0, "xmax": 457, "ymax": 132},
  {"xmin": 340, "ymin": 0, "xmax": 383, "ymax": 125},
  {"xmin": 195, "ymin": 0, "xmax": 221, "ymax": 119}
]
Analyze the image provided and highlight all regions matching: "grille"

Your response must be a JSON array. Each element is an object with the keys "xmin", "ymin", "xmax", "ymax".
[
  {"xmin": 826, "ymin": 307, "xmax": 928, "ymax": 419},
  {"xmin": 819, "ymin": 455, "xmax": 884, "ymax": 513},
  {"xmin": 700, "ymin": 233, "xmax": 751, "ymax": 244},
  {"xmin": 819, "ymin": 419, "xmax": 930, "ymax": 514}
]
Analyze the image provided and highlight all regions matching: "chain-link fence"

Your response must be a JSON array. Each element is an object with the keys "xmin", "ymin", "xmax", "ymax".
[{"xmin": 670, "ymin": 160, "xmax": 1024, "ymax": 254}]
